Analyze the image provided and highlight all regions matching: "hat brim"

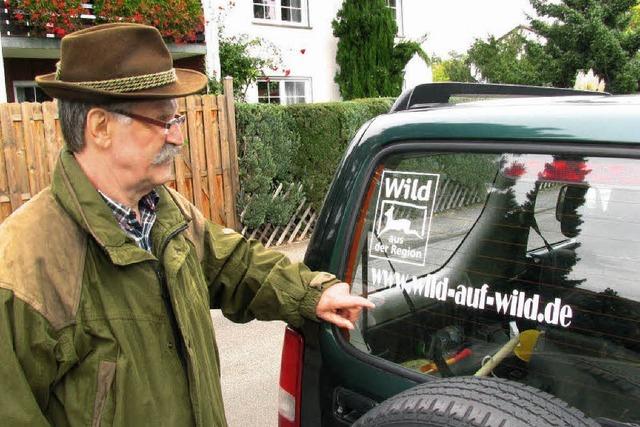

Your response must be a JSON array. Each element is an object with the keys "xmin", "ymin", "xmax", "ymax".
[{"xmin": 36, "ymin": 68, "xmax": 208, "ymax": 101}]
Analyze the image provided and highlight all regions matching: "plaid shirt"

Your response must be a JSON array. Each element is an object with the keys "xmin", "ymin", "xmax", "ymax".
[{"xmin": 98, "ymin": 190, "xmax": 159, "ymax": 252}]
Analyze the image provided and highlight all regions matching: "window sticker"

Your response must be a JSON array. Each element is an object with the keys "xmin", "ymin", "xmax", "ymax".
[
  {"xmin": 369, "ymin": 170, "xmax": 440, "ymax": 266},
  {"xmin": 370, "ymin": 267, "xmax": 574, "ymax": 328}
]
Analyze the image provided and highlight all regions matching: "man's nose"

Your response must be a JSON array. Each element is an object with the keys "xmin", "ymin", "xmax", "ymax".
[{"xmin": 165, "ymin": 122, "xmax": 184, "ymax": 146}]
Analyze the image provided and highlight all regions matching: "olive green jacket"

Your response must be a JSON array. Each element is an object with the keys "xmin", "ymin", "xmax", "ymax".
[{"xmin": 0, "ymin": 150, "xmax": 337, "ymax": 426}]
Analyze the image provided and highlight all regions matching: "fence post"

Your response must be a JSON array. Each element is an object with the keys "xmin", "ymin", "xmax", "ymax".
[{"xmin": 222, "ymin": 76, "xmax": 240, "ymax": 230}]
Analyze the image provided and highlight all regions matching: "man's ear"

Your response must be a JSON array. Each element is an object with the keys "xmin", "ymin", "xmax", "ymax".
[{"xmin": 85, "ymin": 108, "xmax": 113, "ymax": 149}]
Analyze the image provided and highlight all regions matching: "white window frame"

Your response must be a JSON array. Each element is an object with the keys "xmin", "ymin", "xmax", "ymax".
[
  {"xmin": 13, "ymin": 80, "xmax": 50, "ymax": 103},
  {"xmin": 386, "ymin": 0, "xmax": 404, "ymax": 37},
  {"xmin": 256, "ymin": 77, "xmax": 312, "ymax": 105},
  {"xmin": 252, "ymin": 0, "xmax": 310, "ymax": 28}
]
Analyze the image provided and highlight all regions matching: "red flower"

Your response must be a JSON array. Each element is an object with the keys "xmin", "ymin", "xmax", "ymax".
[
  {"xmin": 503, "ymin": 162, "xmax": 526, "ymax": 178},
  {"xmin": 300, "ymin": 49, "xmax": 306, "ymax": 54},
  {"xmin": 538, "ymin": 160, "xmax": 591, "ymax": 183},
  {"xmin": 284, "ymin": 69, "xmax": 291, "ymax": 77},
  {"xmin": 14, "ymin": 0, "xmax": 204, "ymax": 42}
]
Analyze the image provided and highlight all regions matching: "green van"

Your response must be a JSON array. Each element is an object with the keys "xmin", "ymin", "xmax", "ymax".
[{"xmin": 278, "ymin": 83, "xmax": 640, "ymax": 427}]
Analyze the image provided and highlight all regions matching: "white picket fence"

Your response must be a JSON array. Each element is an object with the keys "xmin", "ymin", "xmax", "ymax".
[
  {"xmin": 240, "ymin": 183, "xmax": 317, "ymax": 248},
  {"xmin": 240, "ymin": 178, "xmax": 491, "ymax": 247},
  {"xmin": 433, "ymin": 179, "xmax": 484, "ymax": 212}
]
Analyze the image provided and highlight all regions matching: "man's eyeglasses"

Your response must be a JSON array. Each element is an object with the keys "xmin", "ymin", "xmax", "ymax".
[{"xmin": 111, "ymin": 110, "xmax": 186, "ymax": 134}]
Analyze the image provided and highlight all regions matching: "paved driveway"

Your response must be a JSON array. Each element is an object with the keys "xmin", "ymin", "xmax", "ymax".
[{"xmin": 212, "ymin": 241, "xmax": 308, "ymax": 427}]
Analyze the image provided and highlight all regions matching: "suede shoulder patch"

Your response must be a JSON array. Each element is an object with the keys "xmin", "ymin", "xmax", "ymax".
[{"xmin": 0, "ymin": 188, "xmax": 86, "ymax": 330}]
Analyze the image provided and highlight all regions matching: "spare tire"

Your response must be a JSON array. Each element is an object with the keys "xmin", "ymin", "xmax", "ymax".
[{"xmin": 352, "ymin": 377, "xmax": 598, "ymax": 427}]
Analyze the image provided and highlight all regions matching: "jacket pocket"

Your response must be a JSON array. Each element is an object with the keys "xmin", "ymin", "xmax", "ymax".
[{"xmin": 92, "ymin": 360, "xmax": 116, "ymax": 427}]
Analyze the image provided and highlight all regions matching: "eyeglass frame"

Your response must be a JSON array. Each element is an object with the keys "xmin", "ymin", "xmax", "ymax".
[{"xmin": 109, "ymin": 110, "xmax": 186, "ymax": 135}]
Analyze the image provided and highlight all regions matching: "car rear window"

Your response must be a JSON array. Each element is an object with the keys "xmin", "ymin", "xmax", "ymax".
[{"xmin": 348, "ymin": 151, "xmax": 640, "ymax": 423}]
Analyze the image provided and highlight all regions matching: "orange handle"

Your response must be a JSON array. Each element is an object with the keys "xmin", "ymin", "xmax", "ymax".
[{"xmin": 420, "ymin": 348, "xmax": 472, "ymax": 373}]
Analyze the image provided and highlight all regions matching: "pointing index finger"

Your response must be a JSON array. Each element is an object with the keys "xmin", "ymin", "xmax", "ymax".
[{"xmin": 340, "ymin": 295, "xmax": 375, "ymax": 309}]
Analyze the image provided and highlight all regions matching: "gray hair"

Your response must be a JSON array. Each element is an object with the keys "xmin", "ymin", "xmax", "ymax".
[{"xmin": 58, "ymin": 99, "xmax": 136, "ymax": 152}]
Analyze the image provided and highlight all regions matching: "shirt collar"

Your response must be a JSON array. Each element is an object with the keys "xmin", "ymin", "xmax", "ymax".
[
  {"xmin": 98, "ymin": 190, "xmax": 160, "ymax": 219},
  {"xmin": 50, "ymin": 150, "xmax": 189, "ymax": 264},
  {"xmin": 98, "ymin": 190, "xmax": 160, "ymax": 252}
]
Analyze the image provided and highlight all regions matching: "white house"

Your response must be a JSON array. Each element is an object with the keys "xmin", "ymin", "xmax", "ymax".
[
  {"xmin": 0, "ymin": 1, "xmax": 534, "ymax": 104},
  {"xmin": 216, "ymin": 0, "xmax": 534, "ymax": 104}
]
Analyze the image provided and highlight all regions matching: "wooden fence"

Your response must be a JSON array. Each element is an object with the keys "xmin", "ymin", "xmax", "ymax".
[{"xmin": 0, "ymin": 87, "xmax": 239, "ymax": 229}]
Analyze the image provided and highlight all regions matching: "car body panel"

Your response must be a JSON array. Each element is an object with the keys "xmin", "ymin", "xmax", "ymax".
[{"xmin": 300, "ymin": 93, "xmax": 640, "ymax": 426}]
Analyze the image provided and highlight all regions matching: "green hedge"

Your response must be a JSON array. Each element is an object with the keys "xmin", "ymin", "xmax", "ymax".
[{"xmin": 236, "ymin": 98, "xmax": 394, "ymax": 227}]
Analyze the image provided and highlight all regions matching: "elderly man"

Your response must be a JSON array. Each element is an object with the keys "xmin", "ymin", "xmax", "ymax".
[{"xmin": 0, "ymin": 24, "xmax": 372, "ymax": 426}]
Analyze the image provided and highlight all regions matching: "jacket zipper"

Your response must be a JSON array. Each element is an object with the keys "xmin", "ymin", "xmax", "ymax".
[
  {"xmin": 155, "ymin": 223, "xmax": 203, "ymax": 426},
  {"xmin": 154, "ymin": 223, "xmax": 189, "ymax": 370}
]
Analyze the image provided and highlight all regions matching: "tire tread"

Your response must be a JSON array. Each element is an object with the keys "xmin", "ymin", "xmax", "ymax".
[{"xmin": 352, "ymin": 377, "xmax": 599, "ymax": 427}]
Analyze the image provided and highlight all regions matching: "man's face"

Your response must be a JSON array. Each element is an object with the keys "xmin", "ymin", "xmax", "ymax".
[{"xmin": 108, "ymin": 99, "xmax": 183, "ymax": 190}]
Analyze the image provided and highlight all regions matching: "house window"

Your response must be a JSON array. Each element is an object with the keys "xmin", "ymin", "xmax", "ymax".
[
  {"xmin": 257, "ymin": 80, "xmax": 281, "ymax": 104},
  {"xmin": 253, "ymin": 0, "xmax": 307, "ymax": 26},
  {"xmin": 257, "ymin": 78, "xmax": 310, "ymax": 105},
  {"xmin": 284, "ymin": 81, "xmax": 305, "ymax": 104},
  {"xmin": 385, "ymin": 0, "xmax": 404, "ymax": 36},
  {"xmin": 253, "ymin": 0, "xmax": 276, "ymax": 20},
  {"xmin": 281, "ymin": 0, "xmax": 302, "ymax": 23},
  {"xmin": 386, "ymin": 0, "xmax": 397, "ymax": 15},
  {"xmin": 13, "ymin": 81, "xmax": 51, "ymax": 103}
]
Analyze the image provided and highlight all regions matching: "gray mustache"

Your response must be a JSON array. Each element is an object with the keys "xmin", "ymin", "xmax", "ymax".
[{"xmin": 152, "ymin": 144, "xmax": 182, "ymax": 165}]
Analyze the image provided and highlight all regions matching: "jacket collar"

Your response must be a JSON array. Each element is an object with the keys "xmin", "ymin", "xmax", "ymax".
[{"xmin": 50, "ymin": 149, "xmax": 189, "ymax": 265}]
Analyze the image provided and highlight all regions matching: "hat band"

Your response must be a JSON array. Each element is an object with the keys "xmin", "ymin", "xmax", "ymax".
[{"xmin": 55, "ymin": 65, "xmax": 178, "ymax": 93}]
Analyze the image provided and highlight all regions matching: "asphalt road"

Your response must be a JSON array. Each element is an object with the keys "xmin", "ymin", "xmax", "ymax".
[{"xmin": 211, "ymin": 241, "xmax": 308, "ymax": 427}]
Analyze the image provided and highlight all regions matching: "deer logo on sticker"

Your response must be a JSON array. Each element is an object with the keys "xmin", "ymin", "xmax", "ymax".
[{"xmin": 369, "ymin": 170, "xmax": 440, "ymax": 266}]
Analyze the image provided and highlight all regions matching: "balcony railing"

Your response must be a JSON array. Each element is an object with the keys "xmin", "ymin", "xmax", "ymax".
[{"xmin": 1, "ymin": 2, "xmax": 93, "ymax": 39}]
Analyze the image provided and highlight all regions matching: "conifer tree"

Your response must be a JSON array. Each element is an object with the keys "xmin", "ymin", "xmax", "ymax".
[
  {"xmin": 529, "ymin": 0, "xmax": 640, "ymax": 93},
  {"xmin": 468, "ymin": 0, "xmax": 640, "ymax": 93},
  {"xmin": 332, "ymin": 0, "xmax": 424, "ymax": 99}
]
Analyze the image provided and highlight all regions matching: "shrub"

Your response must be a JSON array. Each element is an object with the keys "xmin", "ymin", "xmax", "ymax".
[
  {"xmin": 236, "ymin": 103, "xmax": 301, "ymax": 228},
  {"xmin": 236, "ymin": 97, "xmax": 500, "ymax": 229},
  {"xmin": 235, "ymin": 98, "xmax": 394, "ymax": 227},
  {"xmin": 432, "ymin": 53, "xmax": 475, "ymax": 83},
  {"xmin": 218, "ymin": 34, "xmax": 282, "ymax": 100}
]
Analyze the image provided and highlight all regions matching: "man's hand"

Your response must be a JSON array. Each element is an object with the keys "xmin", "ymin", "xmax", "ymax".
[{"xmin": 316, "ymin": 282, "xmax": 375, "ymax": 330}]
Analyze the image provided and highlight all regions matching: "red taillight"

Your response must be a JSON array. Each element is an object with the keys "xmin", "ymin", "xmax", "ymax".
[{"xmin": 278, "ymin": 326, "xmax": 304, "ymax": 427}]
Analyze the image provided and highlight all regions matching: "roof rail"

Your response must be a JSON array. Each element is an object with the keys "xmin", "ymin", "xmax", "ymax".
[{"xmin": 390, "ymin": 82, "xmax": 609, "ymax": 112}]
